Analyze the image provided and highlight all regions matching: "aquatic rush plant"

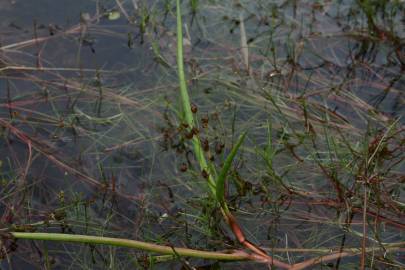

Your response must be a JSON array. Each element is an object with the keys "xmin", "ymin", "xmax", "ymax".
[{"xmin": 3, "ymin": 1, "xmax": 404, "ymax": 269}]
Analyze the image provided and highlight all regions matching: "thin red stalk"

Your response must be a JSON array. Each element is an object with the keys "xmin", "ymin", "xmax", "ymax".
[
  {"xmin": 361, "ymin": 183, "xmax": 369, "ymax": 269},
  {"xmin": 290, "ymin": 251, "xmax": 353, "ymax": 270},
  {"xmin": 293, "ymin": 199, "xmax": 405, "ymax": 230},
  {"xmin": 225, "ymin": 212, "xmax": 291, "ymax": 269}
]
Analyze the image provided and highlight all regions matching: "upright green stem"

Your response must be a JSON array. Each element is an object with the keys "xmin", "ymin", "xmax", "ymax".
[{"xmin": 176, "ymin": 0, "xmax": 216, "ymax": 192}]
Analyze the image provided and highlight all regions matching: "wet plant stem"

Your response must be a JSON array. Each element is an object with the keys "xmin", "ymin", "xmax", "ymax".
[
  {"xmin": 176, "ymin": 0, "xmax": 216, "ymax": 193},
  {"xmin": 11, "ymin": 232, "xmax": 404, "ymax": 269},
  {"xmin": 11, "ymin": 232, "xmax": 252, "ymax": 261}
]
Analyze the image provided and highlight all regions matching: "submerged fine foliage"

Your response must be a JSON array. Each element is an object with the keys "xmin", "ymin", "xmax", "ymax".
[
  {"xmin": 8, "ymin": 0, "xmax": 254, "ymax": 266},
  {"xmin": 1, "ymin": 0, "xmax": 403, "ymax": 269}
]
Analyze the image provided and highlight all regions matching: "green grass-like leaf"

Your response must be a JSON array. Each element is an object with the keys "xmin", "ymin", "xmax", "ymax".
[{"xmin": 216, "ymin": 132, "xmax": 247, "ymax": 212}]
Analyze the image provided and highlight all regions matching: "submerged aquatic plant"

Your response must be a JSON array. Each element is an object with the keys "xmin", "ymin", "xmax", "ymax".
[
  {"xmin": 1, "ymin": 0, "xmax": 404, "ymax": 269},
  {"xmin": 5, "ymin": 0, "xmax": 262, "ymax": 266}
]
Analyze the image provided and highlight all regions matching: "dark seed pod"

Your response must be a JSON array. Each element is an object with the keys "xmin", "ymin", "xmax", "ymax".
[
  {"xmin": 185, "ymin": 131, "xmax": 194, "ymax": 139},
  {"xmin": 201, "ymin": 169, "xmax": 209, "ymax": 179},
  {"xmin": 180, "ymin": 163, "xmax": 188, "ymax": 172},
  {"xmin": 191, "ymin": 127, "xmax": 199, "ymax": 135},
  {"xmin": 201, "ymin": 138, "xmax": 209, "ymax": 152},
  {"xmin": 191, "ymin": 103, "xmax": 198, "ymax": 114},
  {"xmin": 201, "ymin": 115, "xmax": 209, "ymax": 128},
  {"xmin": 215, "ymin": 142, "xmax": 225, "ymax": 154}
]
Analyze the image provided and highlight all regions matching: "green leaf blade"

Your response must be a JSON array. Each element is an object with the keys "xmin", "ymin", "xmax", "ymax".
[{"xmin": 216, "ymin": 132, "xmax": 247, "ymax": 208}]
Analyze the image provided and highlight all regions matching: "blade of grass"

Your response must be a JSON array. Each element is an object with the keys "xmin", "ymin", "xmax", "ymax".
[{"xmin": 216, "ymin": 132, "xmax": 247, "ymax": 212}]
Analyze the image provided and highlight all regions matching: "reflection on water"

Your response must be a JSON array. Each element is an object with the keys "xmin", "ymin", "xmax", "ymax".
[{"xmin": 0, "ymin": 0, "xmax": 403, "ymax": 269}]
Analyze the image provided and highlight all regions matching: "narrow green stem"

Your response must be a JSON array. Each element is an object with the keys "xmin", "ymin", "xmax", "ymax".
[
  {"xmin": 12, "ymin": 232, "xmax": 251, "ymax": 261},
  {"xmin": 176, "ymin": 0, "xmax": 192, "ymax": 126},
  {"xmin": 176, "ymin": 0, "xmax": 216, "ymax": 192}
]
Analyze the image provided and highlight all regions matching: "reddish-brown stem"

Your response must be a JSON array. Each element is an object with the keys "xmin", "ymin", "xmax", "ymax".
[
  {"xmin": 225, "ymin": 211, "xmax": 291, "ymax": 269},
  {"xmin": 290, "ymin": 251, "xmax": 353, "ymax": 270},
  {"xmin": 361, "ymin": 183, "xmax": 368, "ymax": 269}
]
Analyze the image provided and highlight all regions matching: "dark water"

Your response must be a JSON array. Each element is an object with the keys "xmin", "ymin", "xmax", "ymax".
[{"xmin": 0, "ymin": 0, "xmax": 404, "ymax": 269}]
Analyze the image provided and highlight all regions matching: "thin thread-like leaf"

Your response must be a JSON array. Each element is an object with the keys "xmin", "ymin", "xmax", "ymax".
[{"xmin": 239, "ymin": 13, "xmax": 249, "ymax": 71}]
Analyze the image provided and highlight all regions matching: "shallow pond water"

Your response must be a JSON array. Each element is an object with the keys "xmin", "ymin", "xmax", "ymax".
[{"xmin": 0, "ymin": 0, "xmax": 404, "ymax": 269}]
